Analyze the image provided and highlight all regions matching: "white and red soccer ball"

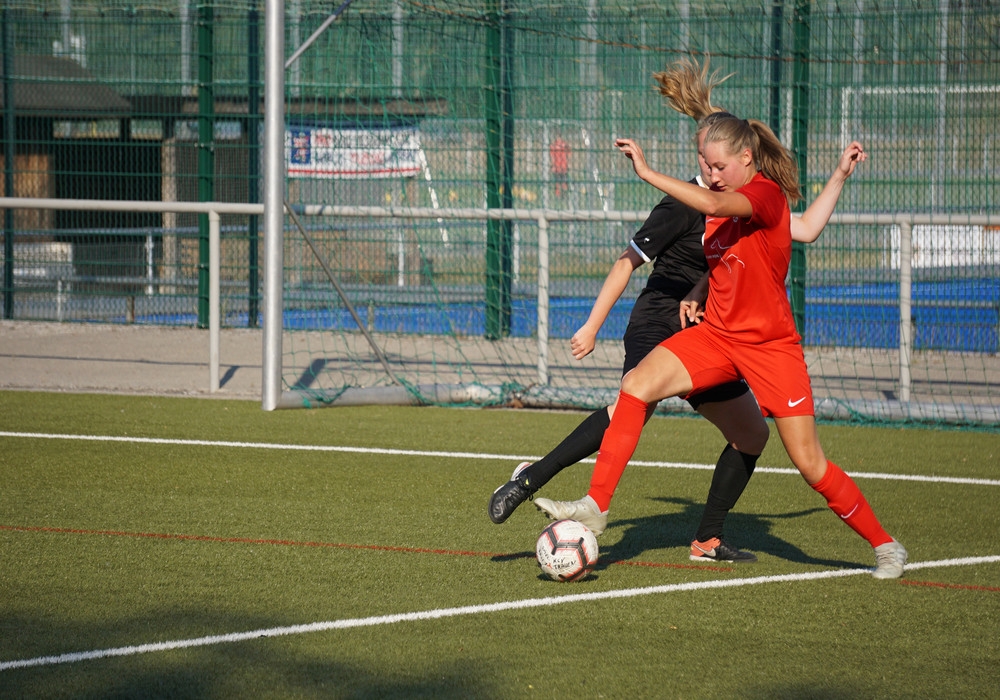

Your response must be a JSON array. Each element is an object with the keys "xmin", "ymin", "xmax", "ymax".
[{"xmin": 535, "ymin": 519, "xmax": 599, "ymax": 582}]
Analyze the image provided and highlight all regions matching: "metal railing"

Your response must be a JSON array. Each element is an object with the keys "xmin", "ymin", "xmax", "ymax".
[
  {"xmin": 2, "ymin": 197, "xmax": 262, "ymax": 393},
  {"xmin": 2, "ymin": 197, "xmax": 998, "ymax": 409}
]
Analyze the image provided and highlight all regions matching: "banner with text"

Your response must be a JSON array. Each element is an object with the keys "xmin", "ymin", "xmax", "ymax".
[{"xmin": 286, "ymin": 126, "xmax": 424, "ymax": 179}]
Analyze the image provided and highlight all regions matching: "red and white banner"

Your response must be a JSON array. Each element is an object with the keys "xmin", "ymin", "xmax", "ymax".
[{"xmin": 286, "ymin": 126, "xmax": 424, "ymax": 179}]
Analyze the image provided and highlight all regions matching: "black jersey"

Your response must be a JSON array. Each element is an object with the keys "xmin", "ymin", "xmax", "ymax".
[{"xmin": 627, "ymin": 180, "xmax": 708, "ymax": 335}]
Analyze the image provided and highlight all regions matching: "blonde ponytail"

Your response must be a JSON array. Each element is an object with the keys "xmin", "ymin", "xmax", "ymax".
[
  {"xmin": 653, "ymin": 56, "xmax": 733, "ymax": 123},
  {"xmin": 748, "ymin": 119, "xmax": 801, "ymax": 205}
]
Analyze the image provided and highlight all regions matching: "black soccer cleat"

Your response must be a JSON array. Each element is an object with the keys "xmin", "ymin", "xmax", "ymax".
[
  {"xmin": 488, "ymin": 462, "xmax": 533, "ymax": 524},
  {"xmin": 689, "ymin": 537, "xmax": 758, "ymax": 563}
]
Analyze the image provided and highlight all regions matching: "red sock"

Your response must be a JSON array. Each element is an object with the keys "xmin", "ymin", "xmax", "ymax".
[
  {"xmin": 811, "ymin": 461, "xmax": 892, "ymax": 547},
  {"xmin": 586, "ymin": 391, "xmax": 649, "ymax": 512}
]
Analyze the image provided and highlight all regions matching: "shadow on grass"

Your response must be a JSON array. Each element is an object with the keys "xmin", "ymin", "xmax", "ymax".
[
  {"xmin": 486, "ymin": 496, "xmax": 869, "ymax": 572},
  {"xmin": 597, "ymin": 496, "xmax": 866, "ymax": 570},
  {"xmin": 490, "ymin": 551, "xmax": 535, "ymax": 563},
  {"xmin": 1, "ymin": 611, "xmax": 502, "ymax": 699}
]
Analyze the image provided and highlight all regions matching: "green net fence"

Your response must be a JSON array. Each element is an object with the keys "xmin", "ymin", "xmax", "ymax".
[{"xmin": 0, "ymin": 1, "xmax": 997, "ymax": 427}]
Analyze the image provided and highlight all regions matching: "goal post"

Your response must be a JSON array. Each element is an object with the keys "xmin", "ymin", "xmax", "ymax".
[{"xmin": 261, "ymin": 0, "xmax": 287, "ymax": 411}]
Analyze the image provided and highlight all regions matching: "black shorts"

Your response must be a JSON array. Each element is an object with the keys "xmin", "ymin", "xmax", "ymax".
[
  {"xmin": 622, "ymin": 320, "xmax": 680, "ymax": 374},
  {"xmin": 621, "ymin": 319, "xmax": 749, "ymax": 410},
  {"xmin": 685, "ymin": 379, "xmax": 750, "ymax": 410}
]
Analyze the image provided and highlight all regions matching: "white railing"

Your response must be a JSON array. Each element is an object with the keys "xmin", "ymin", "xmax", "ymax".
[
  {"xmin": 2, "ymin": 198, "xmax": 998, "ymax": 409},
  {"xmin": 1, "ymin": 197, "xmax": 260, "ymax": 393}
]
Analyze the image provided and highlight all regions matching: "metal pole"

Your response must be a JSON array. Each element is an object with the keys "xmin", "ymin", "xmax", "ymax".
[
  {"xmin": 501, "ymin": 0, "xmax": 514, "ymax": 280},
  {"xmin": 196, "ymin": 2, "xmax": 214, "ymax": 328},
  {"xmin": 180, "ymin": 0, "xmax": 192, "ymax": 96},
  {"xmin": 284, "ymin": 0, "xmax": 356, "ymax": 70},
  {"xmin": 209, "ymin": 210, "xmax": 220, "ymax": 392},
  {"xmin": 536, "ymin": 216, "xmax": 549, "ymax": 386},
  {"xmin": 933, "ymin": 0, "xmax": 949, "ymax": 211},
  {"xmin": 145, "ymin": 227, "xmax": 154, "ymax": 295},
  {"xmin": 484, "ymin": 0, "xmax": 511, "ymax": 339},
  {"xmin": 392, "ymin": 0, "xmax": 404, "ymax": 98},
  {"xmin": 3, "ymin": 9, "xmax": 15, "ymax": 319},
  {"xmin": 790, "ymin": 0, "xmax": 810, "ymax": 336},
  {"xmin": 899, "ymin": 222, "xmax": 912, "ymax": 404},
  {"xmin": 60, "ymin": 0, "xmax": 72, "ymax": 58},
  {"xmin": 484, "ymin": 4, "xmax": 502, "ymax": 339},
  {"xmin": 261, "ymin": 0, "xmax": 285, "ymax": 411},
  {"xmin": 769, "ymin": 1, "xmax": 783, "ymax": 133},
  {"xmin": 247, "ymin": 7, "xmax": 261, "ymax": 328}
]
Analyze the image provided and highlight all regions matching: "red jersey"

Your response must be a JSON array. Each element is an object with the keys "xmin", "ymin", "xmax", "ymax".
[{"xmin": 701, "ymin": 172, "xmax": 798, "ymax": 344}]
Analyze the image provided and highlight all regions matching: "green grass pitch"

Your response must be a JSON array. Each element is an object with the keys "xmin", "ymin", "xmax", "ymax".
[{"xmin": 1, "ymin": 391, "xmax": 998, "ymax": 698}]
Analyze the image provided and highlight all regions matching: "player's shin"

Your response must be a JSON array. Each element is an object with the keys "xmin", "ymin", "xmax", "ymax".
[
  {"xmin": 587, "ymin": 391, "xmax": 648, "ymax": 512},
  {"xmin": 525, "ymin": 407, "xmax": 611, "ymax": 490},
  {"xmin": 695, "ymin": 444, "xmax": 759, "ymax": 541},
  {"xmin": 811, "ymin": 460, "xmax": 893, "ymax": 548}
]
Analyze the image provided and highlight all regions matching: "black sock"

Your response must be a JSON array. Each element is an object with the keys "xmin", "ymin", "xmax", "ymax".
[
  {"xmin": 519, "ymin": 408, "xmax": 611, "ymax": 492},
  {"xmin": 695, "ymin": 444, "xmax": 759, "ymax": 542}
]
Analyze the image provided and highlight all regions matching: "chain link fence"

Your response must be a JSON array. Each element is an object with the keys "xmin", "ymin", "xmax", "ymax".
[{"xmin": 1, "ymin": 1, "xmax": 998, "ymax": 425}]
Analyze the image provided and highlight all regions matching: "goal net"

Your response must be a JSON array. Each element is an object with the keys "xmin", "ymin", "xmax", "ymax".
[{"xmin": 262, "ymin": 3, "xmax": 999, "ymax": 428}]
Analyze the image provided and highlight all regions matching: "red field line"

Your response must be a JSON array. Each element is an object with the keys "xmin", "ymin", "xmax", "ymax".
[
  {"xmin": 899, "ymin": 579, "xmax": 1000, "ymax": 593},
  {"xmin": 1, "ymin": 524, "xmax": 732, "ymax": 572}
]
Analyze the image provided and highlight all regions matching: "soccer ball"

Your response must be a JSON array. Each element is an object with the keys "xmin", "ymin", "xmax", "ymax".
[{"xmin": 535, "ymin": 519, "xmax": 599, "ymax": 582}]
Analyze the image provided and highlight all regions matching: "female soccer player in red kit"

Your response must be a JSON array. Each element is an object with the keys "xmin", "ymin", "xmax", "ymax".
[
  {"xmin": 493, "ymin": 57, "xmax": 871, "ymax": 566},
  {"xmin": 545, "ymin": 116, "xmax": 907, "ymax": 578}
]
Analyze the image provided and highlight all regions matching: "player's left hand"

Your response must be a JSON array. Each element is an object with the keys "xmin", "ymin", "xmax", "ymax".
[
  {"xmin": 681, "ymin": 272, "xmax": 709, "ymax": 328},
  {"xmin": 839, "ymin": 141, "xmax": 867, "ymax": 178}
]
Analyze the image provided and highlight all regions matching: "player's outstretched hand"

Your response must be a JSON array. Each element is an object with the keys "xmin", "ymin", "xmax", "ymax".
[
  {"xmin": 570, "ymin": 326, "xmax": 597, "ymax": 360},
  {"xmin": 839, "ymin": 141, "xmax": 867, "ymax": 179},
  {"xmin": 615, "ymin": 138, "xmax": 649, "ymax": 177}
]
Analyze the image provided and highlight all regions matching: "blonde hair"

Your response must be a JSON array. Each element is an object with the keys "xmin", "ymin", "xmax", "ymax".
[
  {"xmin": 704, "ymin": 117, "xmax": 802, "ymax": 206},
  {"xmin": 653, "ymin": 56, "xmax": 734, "ymax": 138}
]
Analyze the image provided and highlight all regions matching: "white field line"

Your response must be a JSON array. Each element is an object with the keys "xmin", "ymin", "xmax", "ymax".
[
  {"xmin": 2, "ymin": 431, "xmax": 999, "ymax": 487},
  {"xmin": 2, "ymin": 555, "xmax": 998, "ymax": 672}
]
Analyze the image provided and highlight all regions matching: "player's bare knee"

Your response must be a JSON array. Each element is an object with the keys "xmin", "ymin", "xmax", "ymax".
[
  {"xmin": 738, "ymin": 422, "xmax": 770, "ymax": 456},
  {"xmin": 790, "ymin": 452, "xmax": 828, "ymax": 484},
  {"xmin": 721, "ymin": 414, "xmax": 769, "ymax": 455},
  {"xmin": 620, "ymin": 370, "xmax": 652, "ymax": 401}
]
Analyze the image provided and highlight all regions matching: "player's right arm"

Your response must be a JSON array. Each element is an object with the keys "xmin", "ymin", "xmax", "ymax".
[
  {"xmin": 615, "ymin": 138, "xmax": 754, "ymax": 219},
  {"xmin": 571, "ymin": 246, "xmax": 645, "ymax": 360}
]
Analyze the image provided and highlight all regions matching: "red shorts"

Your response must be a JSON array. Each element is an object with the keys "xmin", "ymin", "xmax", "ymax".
[{"xmin": 659, "ymin": 323, "xmax": 814, "ymax": 418}]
